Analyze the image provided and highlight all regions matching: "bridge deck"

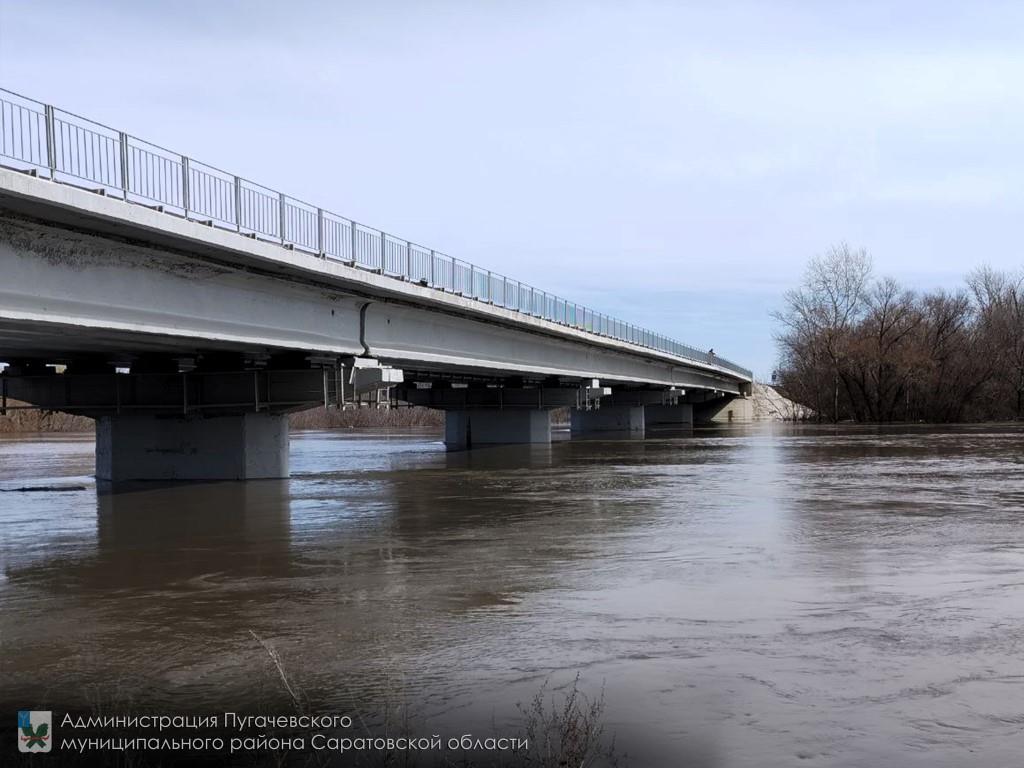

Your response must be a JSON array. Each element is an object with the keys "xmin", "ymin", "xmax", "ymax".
[
  {"xmin": 0, "ymin": 167, "xmax": 748, "ymax": 394},
  {"xmin": 0, "ymin": 86, "xmax": 750, "ymax": 382}
]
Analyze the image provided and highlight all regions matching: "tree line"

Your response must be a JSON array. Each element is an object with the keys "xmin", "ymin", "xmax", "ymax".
[{"xmin": 773, "ymin": 244, "xmax": 1024, "ymax": 422}]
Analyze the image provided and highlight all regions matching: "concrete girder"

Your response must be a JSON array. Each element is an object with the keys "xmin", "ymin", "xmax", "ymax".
[
  {"xmin": 360, "ymin": 300, "xmax": 736, "ymax": 390},
  {"xmin": 0, "ymin": 169, "xmax": 750, "ymax": 394},
  {"xmin": 0, "ymin": 215, "xmax": 367, "ymax": 362}
]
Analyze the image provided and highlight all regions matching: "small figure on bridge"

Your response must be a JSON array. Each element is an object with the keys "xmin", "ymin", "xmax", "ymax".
[{"xmin": 708, "ymin": 348, "xmax": 715, "ymax": 357}]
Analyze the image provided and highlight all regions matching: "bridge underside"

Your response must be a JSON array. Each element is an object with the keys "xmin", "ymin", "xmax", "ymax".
[
  {"xmin": 0, "ymin": 172, "xmax": 751, "ymax": 480},
  {"xmin": 2, "ymin": 362, "xmax": 748, "ymax": 479}
]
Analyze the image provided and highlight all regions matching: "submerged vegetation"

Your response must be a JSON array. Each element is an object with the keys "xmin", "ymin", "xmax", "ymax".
[
  {"xmin": 242, "ymin": 631, "xmax": 627, "ymax": 767},
  {"xmin": 774, "ymin": 244, "xmax": 1024, "ymax": 422}
]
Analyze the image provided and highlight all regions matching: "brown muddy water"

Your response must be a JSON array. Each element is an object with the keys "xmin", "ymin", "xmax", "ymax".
[{"xmin": 1, "ymin": 425, "xmax": 1024, "ymax": 766}]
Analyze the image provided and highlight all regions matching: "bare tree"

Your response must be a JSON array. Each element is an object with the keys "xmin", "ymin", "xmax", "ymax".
[
  {"xmin": 969, "ymin": 266, "xmax": 1024, "ymax": 419},
  {"xmin": 773, "ymin": 243, "xmax": 872, "ymax": 421},
  {"xmin": 774, "ymin": 251, "xmax": 1015, "ymax": 423}
]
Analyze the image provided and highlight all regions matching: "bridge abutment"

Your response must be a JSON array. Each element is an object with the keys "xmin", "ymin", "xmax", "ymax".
[
  {"xmin": 444, "ymin": 409, "xmax": 551, "ymax": 450},
  {"xmin": 96, "ymin": 412, "xmax": 289, "ymax": 482},
  {"xmin": 692, "ymin": 394, "xmax": 753, "ymax": 424}
]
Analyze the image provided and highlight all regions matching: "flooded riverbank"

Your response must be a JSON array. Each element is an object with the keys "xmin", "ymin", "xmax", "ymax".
[{"xmin": 2, "ymin": 425, "xmax": 1023, "ymax": 766}]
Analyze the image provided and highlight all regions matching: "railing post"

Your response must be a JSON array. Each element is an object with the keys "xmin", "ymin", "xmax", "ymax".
[
  {"xmin": 350, "ymin": 221, "xmax": 357, "ymax": 265},
  {"xmin": 430, "ymin": 249, "xmax": 436, "ymax": 286},
  {"xmin": 469, "ymin": 264, "xmax": 475, "ymax": 298},
  {"xmin": 487, "ymin": 270, "xmax": 492, "ymax": 303},
  {"xmin": 44, "ymin": 104, "xmax": 56, "ymax": 178},
  {"xmin": 118, "ymin": 131, "xmax": 129, "ymax": 199},
  {"xmin": 379, "ymin": 231, "xmax": 386, "ymax": 273},
  {"xmin": 278, "ymin": 192, "xmax": 286, "ymax": 243},
  {"xmin": 181, "ymin": 156, "xmax": 190, "ymax": 216},
  {"xmin": 405, "ymin": 241, "xmax": 412, "ymax": 280},
  {"xmin": 317, "ymin": 208, "xmax": 324, "ymax": 256},
  {"xmin": 234, "ymin": 176, "xmax": 242, "ymax": 231}
]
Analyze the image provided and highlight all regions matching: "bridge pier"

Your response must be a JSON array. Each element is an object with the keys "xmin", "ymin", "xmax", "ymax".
[
  {"xmin": 444, "ymin": 409, "xmax": 551, "ymax": 450},
  {"xmin": 96, "ymin": 415, "xmax": 290, "ymax": 481},
  {"xmin": 570, "ymin": 404, "xmax": 645, "ymax": 435},
  {"xmin": 96, "ymin": 412, "xmax": 289, "ymax": 482},
  {"xmin": 644, "ymin": 403, "xmax": 694, "ymax": 428},
  {"xmin": 1, "ymin": 365, "xmax": 347, "ymax": 481}
]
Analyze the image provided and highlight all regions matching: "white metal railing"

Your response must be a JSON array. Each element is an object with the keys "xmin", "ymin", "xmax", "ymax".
[{"xmin": 0, "ymin": 87, "xmax": 752, "ymax": 380}]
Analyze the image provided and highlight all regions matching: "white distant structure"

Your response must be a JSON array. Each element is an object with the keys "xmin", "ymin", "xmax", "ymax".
[{"xmin": 752, "ymin": 382, "xmax": 814, "ymax": 421}]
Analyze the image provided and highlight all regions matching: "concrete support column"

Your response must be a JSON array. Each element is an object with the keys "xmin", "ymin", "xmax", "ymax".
[
  {"xmin": 644, "ymin": 403, "xmax": 694, "ymax": 429},
  {"xmin": 96, "ymin": 412, "xmax": 289, "ymax": 481},
  {"xmin": 444, "ymin": 409, "xmax": 551, "ymax": 450},
  {"xmin": 570, "ymin": 405, "xmax": 645, "ymax": 435}
]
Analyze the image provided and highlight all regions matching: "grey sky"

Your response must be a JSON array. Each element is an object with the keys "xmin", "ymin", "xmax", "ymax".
[{"xmin": 2, "ymin": 1, "xmax": 1022, "ymax": 376}]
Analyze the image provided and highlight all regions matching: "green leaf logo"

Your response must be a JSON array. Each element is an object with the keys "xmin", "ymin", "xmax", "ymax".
[{"xmin": 19, "ymin": 716, "xmax": 51, "ymax": 751}]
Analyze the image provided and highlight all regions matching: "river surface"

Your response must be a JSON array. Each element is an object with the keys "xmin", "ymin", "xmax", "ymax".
[{"xmin": 2, "ymin": 425, "xmax": 1024, "ymax": 766}]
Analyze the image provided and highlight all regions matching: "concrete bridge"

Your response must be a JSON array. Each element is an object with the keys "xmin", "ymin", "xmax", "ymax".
[{"xmin": 0, "ymin": 87, "xmax": 752, "ymax": 481}]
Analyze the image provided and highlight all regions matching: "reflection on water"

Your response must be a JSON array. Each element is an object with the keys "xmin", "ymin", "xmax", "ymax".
[{"xmin": 2, "ymin": 425, "xmax": 1024, "ymax": 766}]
